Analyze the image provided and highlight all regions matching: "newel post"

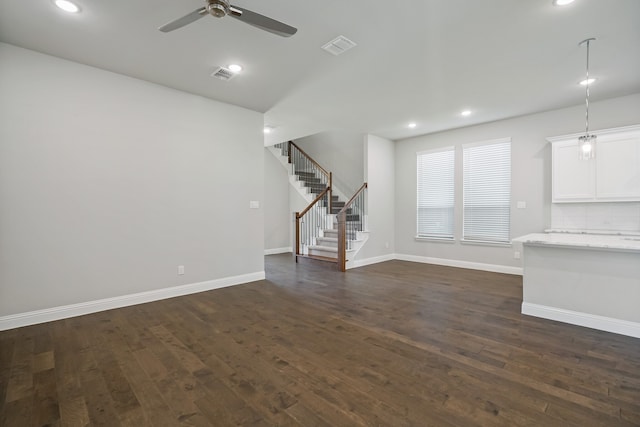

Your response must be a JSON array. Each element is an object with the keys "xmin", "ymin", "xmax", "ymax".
[
  {"xmin": 328, "ymin": 172, "xmax": 333, "ymax": 213},
  {"xmin": 295, "ymin": 212, "xmax": 301, "ymax": 262},
  {"xmin": 337, "ymin": 211, "xmax": 346, "ymax": 272}
]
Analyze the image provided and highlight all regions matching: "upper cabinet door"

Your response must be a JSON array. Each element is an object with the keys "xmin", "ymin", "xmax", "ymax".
[
  {"xmin": 596, "ymin": 136, "xmax": 640, "ymax": 200},
  {"xmin": 552, "ymin": 140, "xmax": 595, "ymax": 202},
  {"xmin": 549, "ymin": 125, "xmax": 640, "ymax": 203}
]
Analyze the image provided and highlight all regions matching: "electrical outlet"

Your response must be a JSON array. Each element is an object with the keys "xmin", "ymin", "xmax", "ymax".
[
  {"xmin": 514, "ymin": 251, "xmax": 521, "ymax": 260},
  {"xmin": 178, "ymin": 265, "xmax": 185, "ymax": 275}
]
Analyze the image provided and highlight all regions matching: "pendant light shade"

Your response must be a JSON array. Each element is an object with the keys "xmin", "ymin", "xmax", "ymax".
[
  {"xmin": 578, "ymin": 38, "xmax": 596, "ymax": 160},
  {"xmin": 578, "ymin": 134, "xmax": 596, "ymax": 160}
]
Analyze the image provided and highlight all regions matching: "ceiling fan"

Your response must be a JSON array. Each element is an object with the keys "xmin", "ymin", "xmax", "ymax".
[{"xmin": 158, "ymin": 0, "xmax": 297, "ymax": 37}]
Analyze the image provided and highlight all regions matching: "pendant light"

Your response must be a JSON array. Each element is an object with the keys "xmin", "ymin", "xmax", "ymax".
[{"xmin": 578, "ymin": 38, "xmax": 596, "ymax": 160}]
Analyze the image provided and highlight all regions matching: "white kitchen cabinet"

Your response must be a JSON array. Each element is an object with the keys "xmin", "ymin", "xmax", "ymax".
[
  {"xmin": 596, "ymin": 135, "xmax": 640, "ymax": 199},
  {"xmin": 551, "ymin": 139, "xmax": 595, "ymax": 201},
  {"xmin": 549, "ymin": 124, "xmax": 640, "ymax": 203}
]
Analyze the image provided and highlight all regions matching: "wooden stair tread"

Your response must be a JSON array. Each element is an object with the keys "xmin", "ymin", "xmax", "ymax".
[
  {"xmin": 296, "ymin": 254, "xmax": 339, "ymax": 263},
  {"xmin": 308, "ymin": 245, "xmax": 338, "ymax": 252}
]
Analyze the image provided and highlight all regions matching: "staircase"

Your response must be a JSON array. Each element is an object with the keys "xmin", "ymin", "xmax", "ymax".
[{"xmin": 269, "ymin": 141, "xmax": 368, "ymax": 271}]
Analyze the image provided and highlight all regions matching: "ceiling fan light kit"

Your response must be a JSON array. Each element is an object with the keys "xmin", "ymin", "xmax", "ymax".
[
  {"xmin": 207, "ymin": 0, "xmax": 229, "ymax": 18},
  {"xmin": 159, "ymin": 0, "xmax": 297, "ymax": 37}
]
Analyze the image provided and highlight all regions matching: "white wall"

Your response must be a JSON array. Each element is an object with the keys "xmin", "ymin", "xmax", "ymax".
[
  {"xmin": 264, "ymin": 148, "xmax": 291, "ymax": 252},
  {"xmin": 357, "ymin": 135, "xmax": 395, "ymax": 263},
  {"xmin": 0, "ymin": 43, "xmax": 264, "ymax": 317},
  {"xmin": 288, "ymin": 183, "xmax": 310, "ymax": 252},
  {"xmin": 394, "ymin": 93, "xmax": 640, "ymax": 271},
  {"xmin": 294, "ymin": 130, "xmax": 365, "ymax": 195}
]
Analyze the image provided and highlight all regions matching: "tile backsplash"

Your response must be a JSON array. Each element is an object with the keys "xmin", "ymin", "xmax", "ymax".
[{"xmin": 551, "ymin": 202, "xmax": 640, "ymax": 233}]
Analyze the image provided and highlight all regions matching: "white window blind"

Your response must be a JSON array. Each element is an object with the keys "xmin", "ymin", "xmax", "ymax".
[
  {"xmin": 417, "ymin": 147, "xmax": 455, "ymax": 239},
  {"xmin": 463, "ymin": 139, "xmax": 511, "ymax": 243}
]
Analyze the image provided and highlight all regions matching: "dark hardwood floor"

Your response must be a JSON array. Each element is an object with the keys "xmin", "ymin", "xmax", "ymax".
[{"xmin": 1, "ymin": 254, "xmax": 639, "ymax": 426}]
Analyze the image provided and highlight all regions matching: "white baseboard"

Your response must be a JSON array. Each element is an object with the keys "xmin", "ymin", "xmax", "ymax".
[
  {"xmin": 522, "ymin": 302, "xmax": 640, "ymax": 339},
  {"xmin": 264, "ymin": 247, "xmax": 292, "ymax": 255},
  {"xmin": 347, "ymin": 253, "xmax": 396, "ymax": 269},
  {"xmin": 0, "ymin": 271, "xmax": 265, "ymax": 331},
  {"xmin": 395, "ymin": 254, "xmax": 523, "ymax": 276}
]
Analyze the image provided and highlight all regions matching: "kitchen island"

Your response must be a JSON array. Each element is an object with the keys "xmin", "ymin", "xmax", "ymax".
[{"xmin": 514, "ymin": 232, "xmax": 640, "ymax": 338}]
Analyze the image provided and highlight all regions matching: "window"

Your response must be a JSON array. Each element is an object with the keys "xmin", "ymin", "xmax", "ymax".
[
  {"xmin": 463, "ymin": 139, "xmax": 511, "ymax": 243},
  {"xmin": 417, "ymin": 147, "xmax": 455, "ymax": 239}
]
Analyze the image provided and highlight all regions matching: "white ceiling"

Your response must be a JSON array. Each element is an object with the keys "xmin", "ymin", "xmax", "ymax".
[{"xmin": 1, "ymin": 0, "xmax": 639, "ymax": 145}]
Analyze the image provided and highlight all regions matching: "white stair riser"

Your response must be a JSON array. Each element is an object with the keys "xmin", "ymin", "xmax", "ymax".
[
  {"xmin": 308, "ymin": 248, "xmax": 338, "ymax": 258},
  {"xmin": 323, "ymin": 230, "xmax": 338, "ymax": 238},
  {"xmin": 316, "ymin": 237, "xmax": 338, "ymax": 248}
]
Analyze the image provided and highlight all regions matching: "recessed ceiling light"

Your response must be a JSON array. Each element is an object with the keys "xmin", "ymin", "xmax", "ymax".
[
  {"xmin": 408, "ymin": 122, "xmax": 417, "ymax": 129},
  {"xmin": 228, "ymin": 64, "xmax": 243, "ymax": 73},
  {"xmin": 553, "ymin": 0, "xmax": 575, "ymax": 6},
  {"xmin": 461, "ymin": 110, "xmax": 472, "ymax": 117},
  {"xmin": 54, "ymin": 0, "xmax": 80, "ymax": 13},
  {"xmin": 263, "ymin": 126, "xmax": 274, "ymax": 134},
  {"xmin": 579, "ymin": 77, "xmax": 596, "ymax": 86}
]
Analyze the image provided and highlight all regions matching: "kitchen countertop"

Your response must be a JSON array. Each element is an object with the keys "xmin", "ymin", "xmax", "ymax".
[{"xmin": 513, "ymin": 232, "xmax": 640, "ymax": 253}]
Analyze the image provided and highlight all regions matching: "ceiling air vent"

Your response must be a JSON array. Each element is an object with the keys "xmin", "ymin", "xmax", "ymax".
[
  {"xmin": 210, "ymin": 66, "xmax": 237, "ymax": 81},
  {"xmin": 321, "ymin": 35, "xmax": 357, "ymax": 56}
]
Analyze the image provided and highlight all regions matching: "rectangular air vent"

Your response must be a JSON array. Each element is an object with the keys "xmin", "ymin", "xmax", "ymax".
[
  {"xmin": 321, "ymin": 35, "xmax": 357, "ymax": 56},
  {"xmin": 210, "ymin": 66, "xmax": 237, "ymax": 81}
]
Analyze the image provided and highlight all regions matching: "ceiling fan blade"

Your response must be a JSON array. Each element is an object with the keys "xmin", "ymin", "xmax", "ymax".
[
  {"xmin": 159, "ymin": 7, "xmax": 208, "ymax": 33},
  {"xmin": 229, "ymin": 5, "xmax": 297, "ymax": 37}
]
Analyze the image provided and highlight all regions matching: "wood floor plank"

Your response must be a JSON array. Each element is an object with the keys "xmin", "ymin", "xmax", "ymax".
[
  {"xmin": 74, "ymin": 319, "xmax": 124, "ymax": 427},
  {"xmin": 0, "ymin": 332, "xmax": 15, "ymax": 409},
  {"xmin": 4, "ymin": 333, "xmax": 34, "ymax": 403},
  {"xmin": 32, "ymin": 368, "xmax": 61, "ymax": 427},
  {"xmin": 58, "ymin": 395, "xmax": 90, "ymax": 427},
  {"xmin": 1, "ymin": 255, "xmax": 639, "ymax": 426},
  {"xmin": 1, "ymin": 396, "xmax": 33, "ymax": 426},
  {"xmin": 118, "ymin": 351, "xmax": 180, "ymax": 426}
]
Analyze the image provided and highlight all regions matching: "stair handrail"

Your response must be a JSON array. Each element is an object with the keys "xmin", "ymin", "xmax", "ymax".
[
  {"xmin": 297, "ymin": 186, "xmax": 330, "ymax": 218},
  {"xmin": 278, "ymin": 141, "xmax": 333, "ymax": 213},
  {"xmin": 337, "ymin": 182, "xmax": 368, "ymax": 272},
  {"xmin": 288, "ymin": 141, "xmax": 330, "ymax": 177},
  {"xmin": 295, "ymin": 186, "xmax": 331, "ymax": 260}
]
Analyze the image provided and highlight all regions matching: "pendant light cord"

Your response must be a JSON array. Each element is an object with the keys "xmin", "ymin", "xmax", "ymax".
[
  {"xmin": 584, "ymin": 39, "xmax": 591, "ymax": 136},
  {"xmin": 580, "ymin": 38, "xmax": 596, "ymax": 137}
]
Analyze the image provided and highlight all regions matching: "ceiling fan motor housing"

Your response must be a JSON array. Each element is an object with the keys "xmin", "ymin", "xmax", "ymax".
[
  {"xmin": 158, "ymin": 0, "xmax": 293, "ymax": 35},
  {"xmin": 207, "ymin": 0, "xmax": 230, "ymax": 17}
]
